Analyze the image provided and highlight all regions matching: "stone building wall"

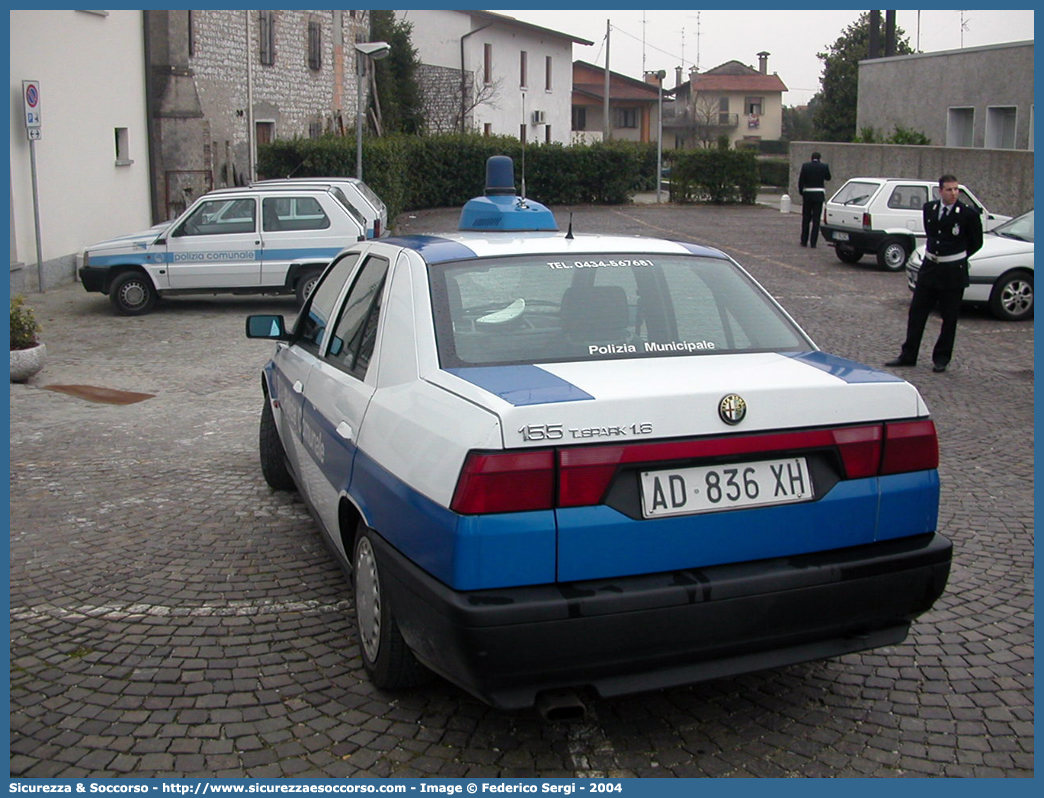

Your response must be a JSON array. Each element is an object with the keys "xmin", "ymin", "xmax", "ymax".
[
  {"xmin": 147, "ymin": 10, "xmax": 369, "ymax": 220},
  {"xmin": 419, "ymin": 64, "xmax": 473, "ymax": 134}
]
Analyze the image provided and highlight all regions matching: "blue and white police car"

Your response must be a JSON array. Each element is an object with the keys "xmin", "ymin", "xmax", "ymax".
[
  {"xmin": 79, "ymin": 184, "xmax": 366, "ymax": 315},
  {"xmin": 246, "ymin": 157, "xmax": 950, "ymax": 716}
]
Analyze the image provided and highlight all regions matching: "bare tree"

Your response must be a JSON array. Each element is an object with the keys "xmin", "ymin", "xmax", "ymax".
[
  {"xmin": 690, "ymin": 92, "xmax": 724, "ymax": 148},
  {"xmin": 459, "ymin": 71, "xmax": 504, "ymax": 133}
]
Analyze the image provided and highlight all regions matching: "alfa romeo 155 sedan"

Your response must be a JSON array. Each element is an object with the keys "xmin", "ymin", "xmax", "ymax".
[{"xmin": 246, "ymin": 157, "xmax": 951, "ymax": 717}]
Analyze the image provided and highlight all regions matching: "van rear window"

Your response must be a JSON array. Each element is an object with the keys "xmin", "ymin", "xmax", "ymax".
[{"xmin": 830, "ymin": 181, "xmax": 878, "ymax": 207}]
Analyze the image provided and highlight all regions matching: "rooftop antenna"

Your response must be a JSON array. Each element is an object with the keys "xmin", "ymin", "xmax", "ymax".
[
  {"xmin": 520, "ymin": 91, "xmax": 527, "ymax": 206},
  {"xmin": 565, "ymin": 212, "xmax": 574, "ymax": 240},
  {"xmin": 641, "ymin": 12, "xmax": 646, "ymax": 75}
]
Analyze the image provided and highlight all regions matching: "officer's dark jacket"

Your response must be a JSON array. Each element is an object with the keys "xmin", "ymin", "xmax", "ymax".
[
  {"xmin": 798, "ymin": 160, "xmax": 831, "ymax": 196},
  {"xmin": 919, "ymin": 199, "xmax": 984, "ymax": 289}
]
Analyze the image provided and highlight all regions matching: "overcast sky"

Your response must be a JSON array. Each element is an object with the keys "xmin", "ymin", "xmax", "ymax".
[{"xmin": 494, "ymin": 8, "xmax": 1035, "ymax": 105}]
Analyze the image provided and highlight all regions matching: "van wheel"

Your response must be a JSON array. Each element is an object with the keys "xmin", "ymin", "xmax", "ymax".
[
  {"xmin": 295, "ymin": 271, "xmax": 321, "ymax": 305},
  {"xmin": 353, "ymin": 526, "xmax": 428, "ymax": 689},
  {"xmin": 259, "ymin": 397, "xmax": 295, "ymax": 490},
  {"xmin": 877, "ymin": 237, "xmax": 911, "ymax": 271},
  {"xmin": 109, "ymin": 272, "xmax": 156, "ymax": 315},
  {"xmin": 989, "ymin": 270, "xmax": 1033, "ymax": 321},
  {"xmin": 835, "ymin": 246, "xmax": 862, "ymax": 264}
]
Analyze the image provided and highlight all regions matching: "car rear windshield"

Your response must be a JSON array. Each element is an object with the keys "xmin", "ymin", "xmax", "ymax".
[
  {"xmin": 429, "ymin": 253, "xmax": 811, "ymax": 368},
  {"xmin": 830, "ymin": 181, "xmax": 879, "ymax": 207}
]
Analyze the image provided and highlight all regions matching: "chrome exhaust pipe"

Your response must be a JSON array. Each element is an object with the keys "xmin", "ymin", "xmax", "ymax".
[{"xmin": 534, "ymin": 689, "xmax": 588, "ymax": 722}]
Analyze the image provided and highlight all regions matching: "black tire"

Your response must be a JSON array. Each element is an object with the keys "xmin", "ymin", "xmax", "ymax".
[
  {"xmin": 876, "ymin": 236, "xmax": 911, "ymax": 272},
  {"xmin": 353, "ymin": 526, "xmax": 428, "ymax": 689},
  {"xmin": 295, "ymin": 270, "xmax": 322, "ymax": 306},
  {"xmin": 109, "ymin": 271, "xmax": 156, "ymax": 315},
  {"xmin": 988, "ymin": 270, "xmax": 1034, "ymax": 321},
  {"xmin": 835, "ymin": 246, "xmax": 862, "ymax": 264},
  {"xmin": 259, "ymin": 397, "xmax": 295, "ymax": 490}
]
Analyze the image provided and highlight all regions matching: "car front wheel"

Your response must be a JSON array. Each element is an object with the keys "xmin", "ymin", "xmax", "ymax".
[
  {"xmin": 259, "ymin": 397, "xmax": 295, "ymax": 490},
  {"xmin": 877, "ymin": 237, "xmax": 911, "ymax": 271},
  {"xmin": 989, "ymin": 270, "xmax": 1034, "ymax": 321},
  {"xmin": 353, "ymin": 526, "xmax": 428, "ymax": 690},
  {"xmin": 109, "ymin": 272, "xmax": 156, "ymax": 315}
]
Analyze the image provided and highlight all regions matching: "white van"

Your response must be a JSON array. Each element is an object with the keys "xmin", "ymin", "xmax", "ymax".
[{"xmin": 78, "ymin": 185, "xmax": 365, "ymax": 315}]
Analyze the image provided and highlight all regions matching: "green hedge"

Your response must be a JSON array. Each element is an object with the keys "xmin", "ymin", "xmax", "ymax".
[
  {"xmin": 757, "ymin": 158, "xmax": 790, "ymax": 188},
  {"xmin": 257, "ymin": 134, "xmax": 661, "ymax": 223},
  {"xmin": 666, "ymin": 149, "xmax": 759, "ymax": 204}
]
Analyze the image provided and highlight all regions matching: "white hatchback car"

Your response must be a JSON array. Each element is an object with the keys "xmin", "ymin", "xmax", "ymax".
[
  {"xmin": 79, "ymin": 185, "xmax": 366, "ymax": 314},
  {"xmin": 821, "ymin": 177, "xmax": 1010, "ymax": 271},
  {"xmin": 247, "ymin": 157, "xmax": 951, "ymax": 716},
  {"xmin": 907, "ymin": 209, "xmax": 1034, "ymax": 321}
]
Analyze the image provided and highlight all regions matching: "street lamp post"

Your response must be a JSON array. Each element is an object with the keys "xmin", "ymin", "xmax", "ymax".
[{"xmin": 355, "ymin": 41, "xmax": 391, "ymax": 181}]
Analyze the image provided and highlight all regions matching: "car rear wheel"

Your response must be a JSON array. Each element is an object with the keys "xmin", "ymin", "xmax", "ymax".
[
  {"xmin": 989, "ymin": 270, "xmax": 1034, "ymax": 321},
  {"xmin": 835, "ymin": 246, "xmax": 862, "ymax": 264},
  {"xmin": 109, "ymin": 272, "xmax": 156, "ymax": 315},
  {"xmin": 259, "ymin": 397, "xmax": 295, "ymax": 490},
  {"xmin": 876, "ymin": 237, "xmax": 911, "ymax": 272},
  {"xmin": 353, "ymin": 526, "xmax": 428, "ymax": 689},
  {"xmin": 295, "ymin": 270, "xmax": 321, "ymax": 305}
]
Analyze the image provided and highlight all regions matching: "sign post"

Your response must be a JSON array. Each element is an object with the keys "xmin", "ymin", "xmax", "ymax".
[{"xmin": 22, "ymin": 80, "xmax": 45, "ymax": 291}]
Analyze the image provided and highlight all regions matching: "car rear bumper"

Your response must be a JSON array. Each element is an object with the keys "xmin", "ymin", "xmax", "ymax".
[
  {"xmin": 820, "ymin": 225, "xmax": 889, "ymax": 251},
  {"xmin": 379, "ymin": 530, "xmax": 952, "ymax": 709}
]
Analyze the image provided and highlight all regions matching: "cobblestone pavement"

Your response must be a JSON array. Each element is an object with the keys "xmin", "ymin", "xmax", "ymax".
[{"xmin": 10, "ymin": 202, "xmax": 1033, "ymax": 778}]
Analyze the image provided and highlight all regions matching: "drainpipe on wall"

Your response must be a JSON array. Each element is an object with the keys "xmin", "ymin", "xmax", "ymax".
[
  {"xmin": 246, "ymin": 10, "xmax": 256, "ymax": 182},
  {"xmin": 460, "ymin": 22, "xmax": 493, "ymax": 134},
  {"xmin": 142, "ymin": 11, "xmax": 160, "ymax": 225}
]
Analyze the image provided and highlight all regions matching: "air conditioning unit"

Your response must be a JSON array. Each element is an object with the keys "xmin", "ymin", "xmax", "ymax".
[{"xmin": 531, "ymin": 110, "xmax": 546, "ymax": 125}]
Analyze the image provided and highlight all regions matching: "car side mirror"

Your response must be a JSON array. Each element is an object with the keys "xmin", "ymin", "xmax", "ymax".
[{"xmin": 246, "ymin": 314, "xmax": 289, "ymax": 341}]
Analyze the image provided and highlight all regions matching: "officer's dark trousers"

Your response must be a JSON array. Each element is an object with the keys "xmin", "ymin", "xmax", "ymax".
[
  {"xmin": 801, "ymin": 197, "xmax": 825, "ymax": 246},
  {"xmin": 899, "ymin": 282, "xmax": 965, "ymax": 366}
]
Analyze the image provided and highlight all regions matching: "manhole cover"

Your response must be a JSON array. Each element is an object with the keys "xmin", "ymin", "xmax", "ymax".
[{"xmin": 41, "ymin": 384, "xmax": 155, "ymax": 405}]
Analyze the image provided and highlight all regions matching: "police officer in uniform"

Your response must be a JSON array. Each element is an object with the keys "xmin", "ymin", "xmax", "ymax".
[
  {"xmin": 798, "ymin": 151, "xmax": 831, "ymax": 247},
  {"xmin": 887, "ymin": 174, "xmax": 984, "ymax": 373}
]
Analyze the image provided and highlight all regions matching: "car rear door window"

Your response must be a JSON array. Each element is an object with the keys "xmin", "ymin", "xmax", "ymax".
[
  {"xmin": 296, "ymin": 252, "xmax": 361, "ymax": 353},
  {"xmin": 887, "ymin": 185, "xmax": 928, "ymax": 210},
  {"xmin": 325, "ymin": 256, "xmax": 389, "ymax": 379},
  {"xmin": 263, "ymin": 196, "xmax": 331, "ymax": 232}
]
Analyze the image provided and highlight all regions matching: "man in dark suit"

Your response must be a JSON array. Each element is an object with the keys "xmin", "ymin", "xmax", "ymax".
[
  {"xmin": 886, "ymin": 174, "xmax": 984, "ymax": 373},
  {"xmin": 798, "ymin": 151, "xmax": 831, "ymax": 247}
]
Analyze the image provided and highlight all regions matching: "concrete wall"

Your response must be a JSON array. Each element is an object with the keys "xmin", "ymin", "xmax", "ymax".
[
  {"xmin": 10, "ymin": 10, "xmax": 152, "ymax": 291},
  {"xmin": 788, "ymin": 142, "xmax": 1033, "ymax": 218},
  {"xmin": 857, "ymin": 41, "xmax": 1033, "ymax": 151}
]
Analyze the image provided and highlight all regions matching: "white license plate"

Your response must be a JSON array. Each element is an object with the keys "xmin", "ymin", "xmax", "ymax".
[
  {"xmin": 832, "ymin": 231, "xmax": 850, "ymax": 241},
  {"xmin": 640, "ymin": 457, "xmax": 813, "ymax": 518}
]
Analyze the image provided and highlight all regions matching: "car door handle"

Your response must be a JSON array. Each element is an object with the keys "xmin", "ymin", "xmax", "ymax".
[
  {"xmin": 292, "ymin": 380, "xmax": 304, "ymax": 394},
  {"xmin": 336, "ymin": 422, "xmax": 353, "ymax": 440}
]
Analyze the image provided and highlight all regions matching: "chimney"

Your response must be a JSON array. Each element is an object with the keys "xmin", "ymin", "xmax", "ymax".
[
  {"xmin": 757, "ymin": 51, "xmax": 770, "ymax": 75},
  {"xmin": 675, "ymin": 66, "xmax": 683, "ymax": 87}
]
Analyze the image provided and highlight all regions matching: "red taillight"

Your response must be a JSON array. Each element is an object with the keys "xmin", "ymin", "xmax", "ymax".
[
  {"xmin": 451, "ymin": 422, "xmax": 937, "ymax": 514},
  {"xmin": 881, "ymin": 420, "xmax": 938, "ymax": 474},
  {"xmin": 374, "ymin": 219, "xmax": 381, "ymax": 237},
  {"xmin": 450, "ymin": 450, "xmax": 555, "ymax": 514},
  {"xmin": 862, "ymin": 212, "xmax": 872, "ymax": 228},
  {"xmin": 832, "ymin": 425, "xmax": 883, "ymax": 478}
]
